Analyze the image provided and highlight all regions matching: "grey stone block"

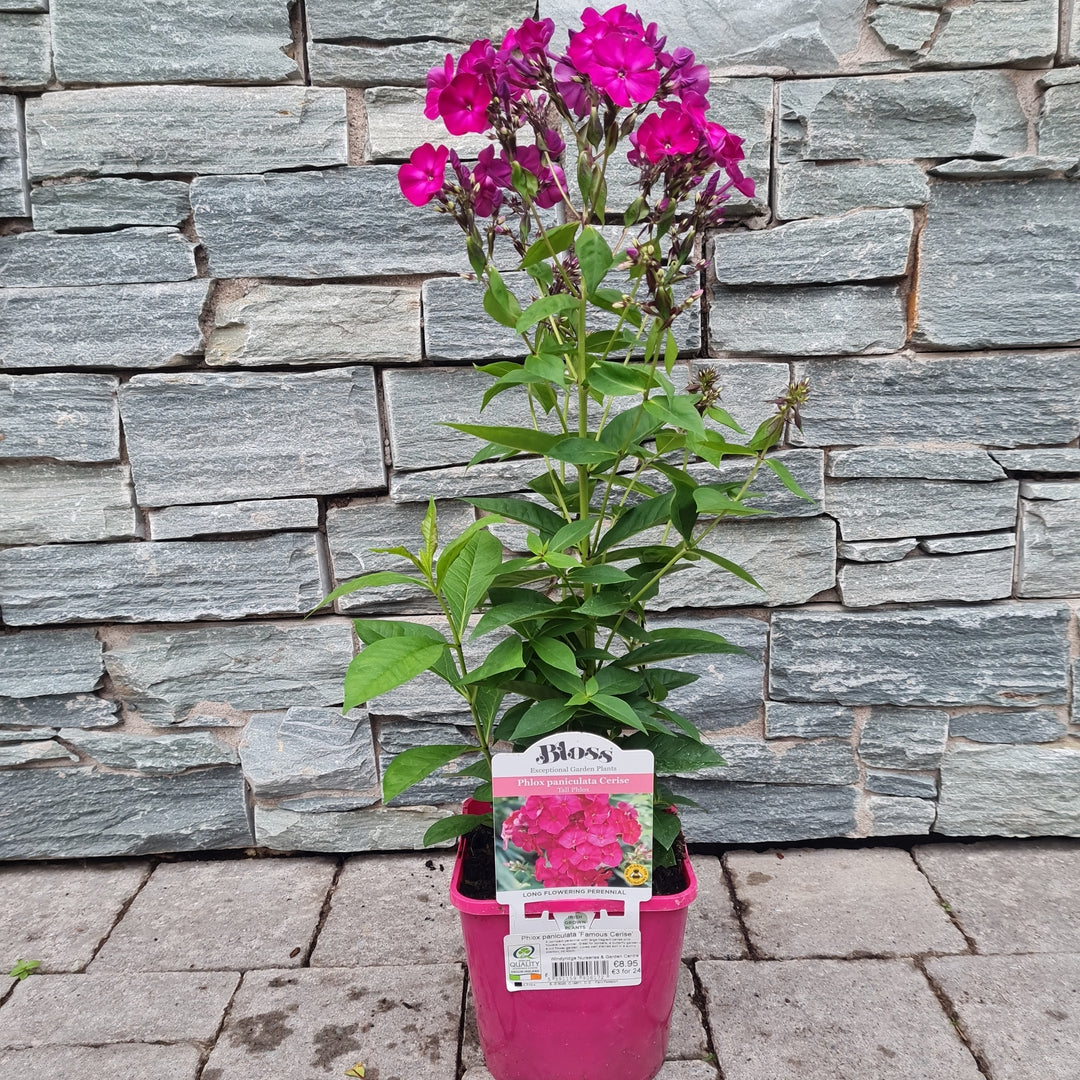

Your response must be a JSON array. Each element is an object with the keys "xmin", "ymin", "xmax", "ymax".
[
  {"xmin": 0, "ymin": 533, "xmax": 325, "ymax": 625},
  {"xmin": 326, "ymin": 498, "xmax": 475, "ymax": 614},
  {"xmin": 376, "ymin": 719, "xmax": 478, "ymax": 807},
  {"xmin": 765, "ymin": 703, "xmax": 855, "ymax": 739},
  {"xmin": 914, "ymin": 839, "xmax": 1080, "ymax": 952},
  {"xmin": 937, "ymin": 745, "xmax": 1080, "ymax": 836},
  {"xmin": 950, "ymin": 709, "xmax": 1065, "ymax": 745},
  {"xmin": 0, "ymin": 726, "xmax": 53, "ymax": 740},
  {"xmin": 695, "ymin": 361, "xmax": 793, "ymax": 439},
  {"xmin": 31, "ymin": 179, "xmax": 190, "ymax": 230},
  {"xmin": 1019, "ymin": 490, "xmax": 1080, "ymax": 597},
  {"xmin": 779, "ymin": 71, "xmax": 1027, "ymax": 162},
  {"xmin": 0, "ymin": 92, "xmax": 28, "ymax": 217},
  {"xmin": 3, "ymin": 1043, "xmax": 201, "ymax": 1079},
  {"xmin": 0, "ymin": 281, "xmax": 211, "ymax": 370},
  {"xmin": 0, "ymin": 969, "xmax": 239, "ymax": 1047},
  {"xmin": 92, "ymin": 857, "xmax": 338, "ymax": 973},
  {"xmin": 0, "ymin": 628, "xmax": 102, "ymax": 698},
  {"xmin": 28, "ymin": 86, "xmax": 345, "ymax": 179},
  {"xmin": 838, "ymin": 538, "xmax": 917, "ymax": 563},
  {"xmin": 103, "ymin": 619, "xmax": 354, "ymax": 727},
  {"xmin": 0, "ymin": 739, "xmax": 77, "ymax": 765},
  {"xmin": 1039, "ymin": 82, "xmax": 1080, "ymax": 157},
  {"xmin": 308, "ymin": 0, "xmax": 532, "ymax": 41},
  {"xmin": 918, "ymin": 531, "xmax": 1015, "ymax": 555},
  {"xmin": 0, "ymin": 373, "xmax": 118, "ymax": 462},
  {"xmin": 777, "ymin": 161, "xmax": 929, "ymax": 220},
  {"xmin": 0, "ymin": 766, "xmax": 253, "ymax": 859},
  {"xmin": 0, "ymin": 693, "xmax": 117, "ymax": 728},
  {"xmin": 255, "ymin": 803, "xmax": 451, "ymax": 851},
  {"xmin": 308, "ymin": 40, "xmax": 452, "ymax": 88},
  {"xmin": 682, "ymin": 854, "xmax": 746, "ymax": 960},
  {"xmin": 1070, "ymin": 1, "xmax": 1080, "ymax": 61},
  {"xmin": 389, "ymin": 458, "xmax": 541, "ymax": 503},
  {"xmin": 671, "ymin": 781, "xmax": 858, "ymax": 844},
  {"xmin": 930, "ymin": 155, "xmax": 1080, "ymax": 179},
  {"xmin": 687, "ymin": 736, "xmax": 858, "ymax": 786},
  {"xmin": 0, "ymin": 228, "xmax": 196, "ymax": 288},
  {"xmin": 713, "ymin": 209, "xmax": 913, "ymax": 286},
  {"xmin": 147, "ymin": 498, "xmax": 320, "ymax": 541},
  {"xmin": 650, "ymin": 517, "xmax": 836, "ymax": 610},
  {"xmin": 364, "ymin": 86, "xmax": 488, "ymax": 162},
  {"xmin": 203, "ymin": 966, "xmax": 462, "ymax": 1079},
  {"xmin": 826, "ymin": 478, "xmax": 1018, "ymax": 542},
  {"xmin": 867, "ymin": 5, "xmax": 940, "ymax": 54},
  {"xmin": 991, "ymin": 448, "xmax": 1080, "ymax": 473},
  {"xmin": 0, "ymin": 860, "xmax": 150, "ymax": 973},
  {"xmin": 0, "ymin": 461, "xmax": 137, "ymax": 545},
  {"xmin": 726, "ymin": 848, "xmax": 965, "ymax": 958},
  {"xmin": 673, "ymin": 450, "xmax": 824, "ymax": 521},
  {"xmin": 192, "ymin": 167, "xmax": 468, "ymax": 278},
  {"xmin": 838, "ymin": 549, "xmax": 1015, "ymax": 607},
  {"xmin": 866, "ymin": 794, "xmax": 936, "ymax": 835},
  {"xmin": 865, "ymin": 771, "xmax": 937, "ymax": 798},
  {"xmin": 916, "ymin": 180, "xmax": 1080, "ymax": 349},
  {"xmin": 826, "ymin": 447, "xmax": 1005, "ymax": 482},
  {"xmin": 240, "ymin": 707, "xmax": 378, "ymax": 802},
  {"xmin": 206, "ymin": 283, "xmax": 421, "ymax": 367},
  {"xmin": 860, "ymin": 707, "xmax": 949, "ymax": 770},
  {"xmin": 793, "ymin": 353, "xmax": 1080, "ymax": 448},
  {"xmin": 1021, "ymin": 480, "xmax": 1080, "ymax": 500},
  {"xmin": 0, "ymin": 13, "xmax": 50, "ymax": 90},
  {"xmin": 311, "ymin": 853, "xmax": 464, "ymax": 966},
  {"xmin": 51, "ymin": 0, "xmax": 298, "ymax": 85},
  {"xmin": 710, "ymin": 283, "xmax": 907, "ymax": 356},
  {"xmin": 770, "ymin": 604, "xmax": 1070, "ymax": 707},
  {"xmin": 60, "ymin": 728, "xmax": 238, "ymax": 774},
  {"xmin": 121, "ymin": 367, "xmax": 383, "ymax": 506}
]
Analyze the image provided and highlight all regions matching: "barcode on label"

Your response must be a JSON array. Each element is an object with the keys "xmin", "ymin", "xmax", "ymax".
[{"xmin": 551, "ymin": 959, "xmax": 609, "ymax": 979}]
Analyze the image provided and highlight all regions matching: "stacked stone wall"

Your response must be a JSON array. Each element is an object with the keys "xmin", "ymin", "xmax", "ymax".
[{"xmin": 1, "ymin": 0, "xmax": 1078, "ymax": 858}]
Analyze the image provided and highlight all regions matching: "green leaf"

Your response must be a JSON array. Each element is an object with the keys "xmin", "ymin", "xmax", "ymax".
[
  {"xmin": 568, "ymin": 564, "xmax": 632, "ymax": 585},
  {"xmin": 472, "ymin": 593, "xmax": 561, "ymax": 637},
  {"xmin": 532, "ymin": 636, "xmax": 579, "ymax": 675},
  {"xmin": 546, "ymin": 436, "xmax": 618, "ymax": 466},
  {"xmin": 764, "ymin": 456, "xmax": 815, "ymax": 502},
  {"xmin": 591, "ymin": 693, "xmax": 647, "ymax": 731},
  {"xmin": 549, "ymin": 517, "xmax": 598, "ymax": 552},
  {"xmin": 693, "ymin": 488, "xmax": 765, "ymax": 516},
  {"xmin": 521, "ymin": 222, "xmax": 579, "ymax": 267},
  {"xmin": 706, "ymin": 406, "xmax": 747, "ymax": 434},
  {"xmin": 420, "ymin": 497, "xmax": 437, "ymax": 570},
  {"xmin": 670, "ymin": 483, "xmax": 698, "ymax": 543},
  {"xmin": 7, "ymin": 958, "xmax": 40, "ymax": 981},
  {"xmin": 653, "ymin": 808, "xmax": 682, "ymax": 852},
  {"xmin": 525, "ymin": 351, "xmax": 566, "ymax": 385},
  {"xmin": 644, "ymin": 395, "xmax": 706, "ymax": 440},
  {"xmin": 695, "ymin": 548, "xmax": 763, "ymax": 589},
  {"xmin": 465, "ymin": 496, "xmax": 565, "ymax": 538},
  {"xmin": 515, "ymin": 294, "xmax": 580, "ymax": 334},
  {"xmin": 595, "ymin": 494, "xmax": 673, "ymax": 554},
  {"xmin": 435, "ymin": 514, "xmax": 505, "ymax": 580},
  {"xmin": 344, "ymin": 637, "xmax": 448, "ymax": 712},
  {"xmin": 423, "ymin": 812, "xmax": 491, "ymax": 847},
  {"xmin": 309, "ymin": 571, "xmax": 426, "ymax": 615},
  {"xmin": 445, "ymin": 424, "xmax": 557, "ymax": 456},
  {"xmin": 651, "ymin": 733, "xmax": 726, "ymax": 773},
  {"xmin": 619, "ymin": 627, "xmax": 743, "ymax": 667},
  {"xmin": 382, "ymin": 744, "xmax": 473, "ymax": 804},
  {"xmin": 512, "ymin": 697, "xmax": 575, "ymax": 740},
  {"xmin": 574, "ymin": 226, "xmax": 614, "ymax": 296},
  {"xmin": 511, "ymin": 159, "xmax": 540, "ymax": 200},
  {"xmin": 460, "ymin": 636, "xmax": 525, "ymax": 685},
  {"xmin": 587, "ymin": 361, "xmax": 654, "ymax": 396},
  {"xmin": 351, "ymin": 618, "xmax": 447, "ymax": 647},
  {"xmin": 576, "ymin": 593, "xmax": 628, "ymax": 616},
  {"xmin": 483, "ymin": 269, "xmax": 522, "ymax": 330},
  {"xmin": 441, "ymin": 528, "xmax": 504, "ymax": 632}
]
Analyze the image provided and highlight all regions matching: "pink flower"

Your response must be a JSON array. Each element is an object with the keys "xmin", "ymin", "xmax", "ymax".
[
  {"xmin": 425, "ymin": 54, "xmax": 454, "ymax": 120},
  {"xmin": 630, "ymin": 104, "xmax": 699, "ymax": 163},
  {"xmin": 398, "ymin": 143, "xmax": 449, "ymax": 206},
  {"xmin": 439, "ymin": 72, "xmax": 492, "ymax": 135},
  {"xmin": 505, "ymin": 16, "xmax": 555, "ymax": 56},
  {"xmin": 669, "ymin": 46, "xmax": 709, "ymax": 101},
  {"xmin": 581, "ymin": 31, "xmax": 659, "ymax": 106}
]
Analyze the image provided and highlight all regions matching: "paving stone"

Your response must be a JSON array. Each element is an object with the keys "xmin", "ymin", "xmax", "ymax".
[
  {"xmin": 701, "ymin": 957, "xmax": 983, "ymax": 1080},
  {"xmin": 949, "ymin": 709, "xmax": 1066, "ymax": 744},
  {"xmin": 103, "ymin": 619, "xmax": 353, "ymax": 727},
  {"xmin": 827, "ymin": 479, "xmax": 1018, "ymax": 542},
  {"xmin": 919, "ymin": 531, "xmax": 1015, "ymax": 555},
  {"xmin": 839, "ymin": 537, "xmax": 918, "ymax": 563},
  {"xmin": 0, "ymin": 228, "xmax": 196, "ymax": 288},
  {"xmin": 937, "ymin": 745, "xmax": 1080, "ymax": 836},
  {"xmin": 206, "ymin": 283, "xmax": 421, "ymax": 367},
  {"xmin": 0, "ymin": 461, "xmax": 138, "ymax": 545},
  {"xmin": 926, "ymin": 953, "xmax": 1080, "ymax": 1079},
  {"xmin": 192, "ymin": 167, "xmax": 468, "ymax": 278},
  {"xmin": 463, "ymin": 1066, "xmax": 719, "ymax": 1080},
  {"xmin": 0, "ymin": 533, "xmax": 325, "ymax": 626},
  {"xmin": 0, "ymin": 373, "xmax": 119, "ymax": 462},
  {"xmin": 121, "ymin": 367, "xmax": 383, "ymax": 506},
  {"xmin": 376, "ymin": 719, "xmax": 479, "ymax": 808},
  {"xmin": 726, "ymin": 847, "xmax": 966, "ymax": 958},
  {"xmin": 713, "ymin": 209, "xmax": 913, "ymax": 286},
  {"xmin": 0, "ymin": 628, "xmax": 102, "ymax": 698},
  {"xmin": 255, "ymin": 804, "xmax": 450, "ymax": 851},
  {"xmin": 147, "ymin": 498, "xmax": 320, "ymax": 541},
  {"xmin": 0, "ymin": 13, "xmax": 50, "ymax": 90},
  {"xmin": 0, "ymin": 693, "xmax": 117, "ymax": 728},
  {"xmin": 765, "ymin": 703, "xmax": 855, "ymax": 739},
  {"xmin": 684, "ymin": 737, "xmax": 858, "ymax": 786},
  {"xmin": 0, "ymin": 969, "xmax": 239, "ymax": 1048},
  {"xmin": 792, "ymin": 353, "xmax": 1080, "ymax": 448},
  {"xmin": 0, "ymin": 281, "xmax": 211, "ymax": 370},
  {"xmin": 51, "ymin": 0, "xmax": 298, "ymax": 84},
  {"xmin": 867, "ymin": 794, "xmax": 937, "ymax": 836},
  {"xmin": 827, "ymin": 447, "xmax": 1005, "ymax": 482},
  {"xmin": 0, "ymin": 738, "xmax": 77, "ymax": 765},
  {"xmin": 769, "ymin": 604, "xmax": 1071, "ymax": 707},
  {"xmin": 681, "ymin": 854, "xmax": 745, "ymax": 960},
  {"xmin": 838, "ymin": 549, "xmax": 1015, "ymax": 607},
  {"xmin": 60, "ymin": 728, "xmax": 238, "ymax": 774},
  {"xmin": 31, "ymin": 179, "xmax": 190, "ymax": 230},
  {"xmin": 0, "ymin": 859, "xmax": 149, "ymax": 972},
  {"xmin": 1039, "ymin": 82, "xmax": 1080, "ymax": 157},
  {"xmin": 914, "ymin": 839, "xmax": 1080, "ymax": 952},
  {"xmin": 670, "ymin": 782, "xmax": 858, "ymax": 844},
  {"xmin": 390, "ymin": 458, "xmax": 541, "ymax": 503},
  {"xmin": 865, "ymin": 770, "xmax": 938, "ymax": 798},
  {"xmin": 92, "ymin": 857, "xmax": 337, "ymax": 972},
  {"xmin": 779, "ymin": 71, "xmax": 1027, "ymax": 162},
  {"xmin": 0, "ymin": 1043, "xmax": 202, "ymax": 1080},
  {"xmin": 203, "ymin": 965, "xmax": 462, "ymax": 1079},
  {"xmin": 308, "ymin": 40, "xmax": 452, "ymax": 88},
  {"xmin": 709, "ymin": 282, "xmax": 907, "ymax": 356},
  {"xmin": 666, "ymin": 963, "xmax": 710, "ymax": 1059},
  {"xmin": 930, "ymin": 154, "xmax": 1080, "ymax": 179},
  {"xmin": 326, "ymin": 498, "xmax": 475, "ymax": 614},
  {"xmin": 776, "ymin": 161, "xmax": 928, "ymax": 220},
  {"xmin": 240, "ymin": 707, "xmax": 378, "ymax": 803},
  {"xmin": 917, "ymin": 180, "xmax": 1080, "ymax": 349},
  {"xmin": 0, "ymin": 92, "xmax": 28, "ymax": 217},
  {"xmin": 1019, "ymin": 490, "xmax": 1080, "ymax": 597},
  {"xmin": 364, "ymin": 85, "xmax": 489, "ymax": 162}
]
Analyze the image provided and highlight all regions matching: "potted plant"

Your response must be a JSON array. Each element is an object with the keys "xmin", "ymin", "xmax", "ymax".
[{"xmin": 317, "ymin": 7, "xmax": 809, "ymax": 1079}]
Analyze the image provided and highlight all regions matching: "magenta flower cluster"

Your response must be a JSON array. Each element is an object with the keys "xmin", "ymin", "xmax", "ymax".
[{"xmin": 501, "ymin": 794, "xmax": 643, "ymax": 888}]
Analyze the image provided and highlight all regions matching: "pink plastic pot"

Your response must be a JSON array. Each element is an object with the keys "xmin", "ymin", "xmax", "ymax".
[{"xmin": 450, "ymin": 803, "xmax": 697, "ymax": 1080}]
